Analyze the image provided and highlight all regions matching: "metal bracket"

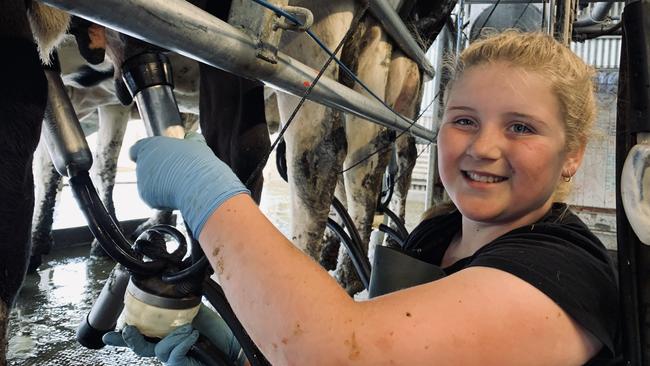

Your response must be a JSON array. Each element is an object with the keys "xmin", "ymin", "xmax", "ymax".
[
  {"xmin": 228, "ymin": 0, "xmax": 295, "ymax": 64},
  {"xmin": 273, "ymin": 5, "xmax": 314, "ymax": 31}
]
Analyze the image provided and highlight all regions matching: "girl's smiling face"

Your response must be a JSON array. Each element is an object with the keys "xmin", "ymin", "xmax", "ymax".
[{"xmin": 438, "ymin": 61, "xmax": 584, "ymax": 226}]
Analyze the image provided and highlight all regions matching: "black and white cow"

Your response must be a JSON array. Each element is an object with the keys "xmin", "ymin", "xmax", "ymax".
[{"xmin": 277, "ymin": 0, "xmax": 449, "ymax": 293}]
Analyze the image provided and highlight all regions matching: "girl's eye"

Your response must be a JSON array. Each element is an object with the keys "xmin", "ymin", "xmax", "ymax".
[
  {"xmin": 509, "ymin": 123, "xmax": 534, "ymax": 134},
  {"xmin": 453, "ymin": 118, "xmax": 476, "ymax": 127}
]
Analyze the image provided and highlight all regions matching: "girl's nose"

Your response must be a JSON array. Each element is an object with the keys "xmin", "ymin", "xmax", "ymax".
[{"xmin": 466, "ymin": 126, "xmax": 502, "ymax": 160}]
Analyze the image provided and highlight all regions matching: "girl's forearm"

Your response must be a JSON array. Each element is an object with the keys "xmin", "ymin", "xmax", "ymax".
[{"xmin": 198, "ymin": 194, "xmax": 360, "ymax": 364}]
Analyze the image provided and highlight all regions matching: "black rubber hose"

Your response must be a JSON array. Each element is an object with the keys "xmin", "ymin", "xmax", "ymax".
[
  {"xmin": 377, "ymin": 173, "xmax": 395, "ymax": 213},
  {"xmin": 382, "ymin": 207, "xmax": 409, "ymax": 241},
  {"xmin": 378, "ymin": 224, "xmax": 406, "ymax": 249},
  {"xmin": 69, "ymin": 171, "xmax": 165, "ymax": 275},
  {"xmin": 331, "ymin": 198, "xmax": 365, "ymax": 256},
  {"xmin": 162, "ymin": 256, "xmax": 210, "ymax": 283},
  {"xmin": 326, "ymin": 218, "xmax": 371, "ymax": 289},
  {"xmin": 332, "ymin": 197, "xmax": 370, "ymax": 283},
  {"xmin": 188, "ymin": 335, "xmax": 233, "ymax": 366},
  {"xmin": 149, "ymin": 224, "xmax": 188, "ymax": 261},
  {"xmin": 188, "ymin": 224, "xmax": 204, "ymax": 264},
  {"xmin": 330, "ymin": 197, "xmax": 371, "ymax": 284},
  {"xmin": 203, "ymin": 279, "xmax": 270, "ymax": 366}
]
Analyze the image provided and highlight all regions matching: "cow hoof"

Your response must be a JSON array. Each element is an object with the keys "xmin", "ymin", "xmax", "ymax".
[
  {"xmin": 319, "ymin": 236, "xmax": 340, "ymax": 271},
  {"xmin": 344, "ymin": 280, "xmax": 364, "ymax": 297},
  {"xmin": 27, "ymin": 254, "xmax": 43, "ymax": 274},
  {"xmin": 334, "ymin": 265, "xmax": 365, "ymax": 296},
  {"xmin": 89, "ymin": 240, "xmax": 110, "ymax": 258}
]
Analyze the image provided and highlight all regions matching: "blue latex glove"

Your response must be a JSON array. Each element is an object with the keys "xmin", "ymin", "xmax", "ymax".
[
  {"xmin": 129, "ymin": 132, "xmax": 250, "ymax": 237},
  {"xmin": 103, "ymin": 305, "xmax": 246, "ymax": 366}
]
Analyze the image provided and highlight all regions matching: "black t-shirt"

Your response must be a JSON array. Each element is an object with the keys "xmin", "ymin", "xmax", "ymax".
[{"xmin": 402, "ymin": 203, "xmax": 620, "ymax": 365}]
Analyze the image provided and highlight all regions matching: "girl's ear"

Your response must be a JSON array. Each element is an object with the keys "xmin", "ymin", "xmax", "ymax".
[{"xmin": 562, "ymin": 144, "xmax": 586, "ymax": 179}]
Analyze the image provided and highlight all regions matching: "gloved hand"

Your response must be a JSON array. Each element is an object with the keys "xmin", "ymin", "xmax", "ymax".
[
  {"xmin": 103, "ymin": 304, "xmax": 246, "ymax": 366},
  {"xmin": 129, "ymin": 132, "xmax": 250, "ymax": 237}
]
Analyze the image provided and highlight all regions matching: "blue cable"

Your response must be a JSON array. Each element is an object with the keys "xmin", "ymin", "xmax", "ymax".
[{"xmin": 250, "ymin": 0, "xmax": 420, "ymax": 129}]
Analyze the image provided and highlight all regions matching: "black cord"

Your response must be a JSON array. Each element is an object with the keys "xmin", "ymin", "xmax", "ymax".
[
  {"xmin": 513, "ymin": 1, "xmax": 532, "ymax": 29},
  {"xmin": 251, "ymin": 0, "xmax": 417, "ymax": 128},
  {"xmin": 339, "ymin": 90, "xmax": 440, "ymax": 174},
  {"xmin": 384, "ymin": 139, "xmax": 434, "ymax": 199},
  {"xmin": 378, "ymin": 224, "xmax": 406, "ymax": 248},
  {"xmin": 477, "ymin": 0, "xmax": 502, "ymax": 35},
  {"xmin": 325, "ymin": 218, "xmax": 371, "ymax": 289}
]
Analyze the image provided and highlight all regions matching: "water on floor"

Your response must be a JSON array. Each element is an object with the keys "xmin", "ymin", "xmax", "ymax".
[{"xmin": 8, "ymin": 246, "xmax": 163, "ymax": 366}]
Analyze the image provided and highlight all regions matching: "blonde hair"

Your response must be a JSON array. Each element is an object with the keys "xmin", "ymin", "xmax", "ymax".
[{"xmin": 443, "ymin": 30, "xmax": 597, "ymax": 201}]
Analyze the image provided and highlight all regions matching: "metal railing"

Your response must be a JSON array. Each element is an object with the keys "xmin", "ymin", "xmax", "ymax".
[{"xmin": 41, "ymin": 0, "xmax": 437, "ymax": 143}]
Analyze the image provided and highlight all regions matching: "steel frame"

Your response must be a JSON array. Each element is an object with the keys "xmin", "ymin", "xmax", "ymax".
[{"xmin": 41, "ymin": 0, "xmax": 437, "ymax": 143}]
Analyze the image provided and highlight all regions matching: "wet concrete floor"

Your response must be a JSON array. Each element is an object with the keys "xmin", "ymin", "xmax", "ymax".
[{"xmin": 8, "ymin": 245, "xmax": 162, "ymax": 365}]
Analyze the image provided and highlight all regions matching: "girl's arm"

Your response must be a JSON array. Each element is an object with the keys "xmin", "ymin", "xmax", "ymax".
[{"xmin": 200, "ymin": 194, "xmax": 601, "ymax": 365}]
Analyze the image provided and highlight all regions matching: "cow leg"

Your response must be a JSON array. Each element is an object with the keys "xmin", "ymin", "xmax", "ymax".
[
  {"xmin": 330, "ymin": 18, "xmax": 393, "ymax": 294},
  {"xmin": 89, "ymin": 104, "xmax": 129, "ymax": 256},
  {"xmin": 319, "ymin": 177, "xmax": 346, "ymax": 270},
  {"xmin": 387, "ymin": 134, "xmax": 416, "ymax": 230},
  {"xmin": 0, "ymin": 3, "xmax": 47, "ymax": 362},
  {"xmin": 180, "ymin": 112, "xmax": 200, "ymax": 134},
  {"xmin": 199, "ymin": 65, "xmax": 270, "ymax": 203},
  {"xmin": 29, "ymin": 140, "xmax": 63, "ymax": 272},
  {"xmin": 277, "ymin": 0, "xmax": 354, "ymax": 262},
  {"xmin": 384, "ymin": 52, "xmax": 422, "ymax": 241},
  {"xmin": 264, "ymin": 88, "xmax": 281, "ymax": 135},
  {"xmin": 281, "ymin": 100, "xmax": 347, "ymax": 258}
]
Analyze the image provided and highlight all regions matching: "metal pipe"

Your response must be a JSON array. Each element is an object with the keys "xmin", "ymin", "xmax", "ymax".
[
  {"xmin": 574, "ymin": 1, "xmax": 615, "ymax": 27},
  {"xmin": 41, "ymin": 0, "xmax": 436, "ymax": 143},
  {"xmin": 547, "ymin": 0, "xmax": 555, "ymax": 34},
  {"xmin": 455, "ymin": 0, "xmax": 466, "ymax": 55},
  {"xmin": 369, "ymin": 0, "xmax": 435, "ymax": 79},
  {"xmin": 425, "ymin": 27, "xmax": 450, "ymax": 210},
  {"xmin": 121, "ymin": 51, "xmax": 186, "ymax": 138},
  {"xmin": 465, "ymin": 1, "xmax": 472, "ymax": 36},
  {"xmin": 135, "ymin": 85, "xmax": 185, "ymax": 138},
  {"xmin": 573, "ymin": 21, "xmax": 623, "ymax": 38}
]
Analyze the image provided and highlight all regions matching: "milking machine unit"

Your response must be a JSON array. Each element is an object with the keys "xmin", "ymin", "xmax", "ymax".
[
  {"xmin": 616, "ymin": 2, "xmax": 650, "ymax": 364},
  {"xmin": 40, "ymin": 51, "xmax": 269, "ymax": 365}
]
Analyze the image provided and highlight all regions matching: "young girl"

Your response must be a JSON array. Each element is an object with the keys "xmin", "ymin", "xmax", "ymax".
[{"xmin": 108, "ymin": 31, "xmax": 619, "ymax": 365}]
